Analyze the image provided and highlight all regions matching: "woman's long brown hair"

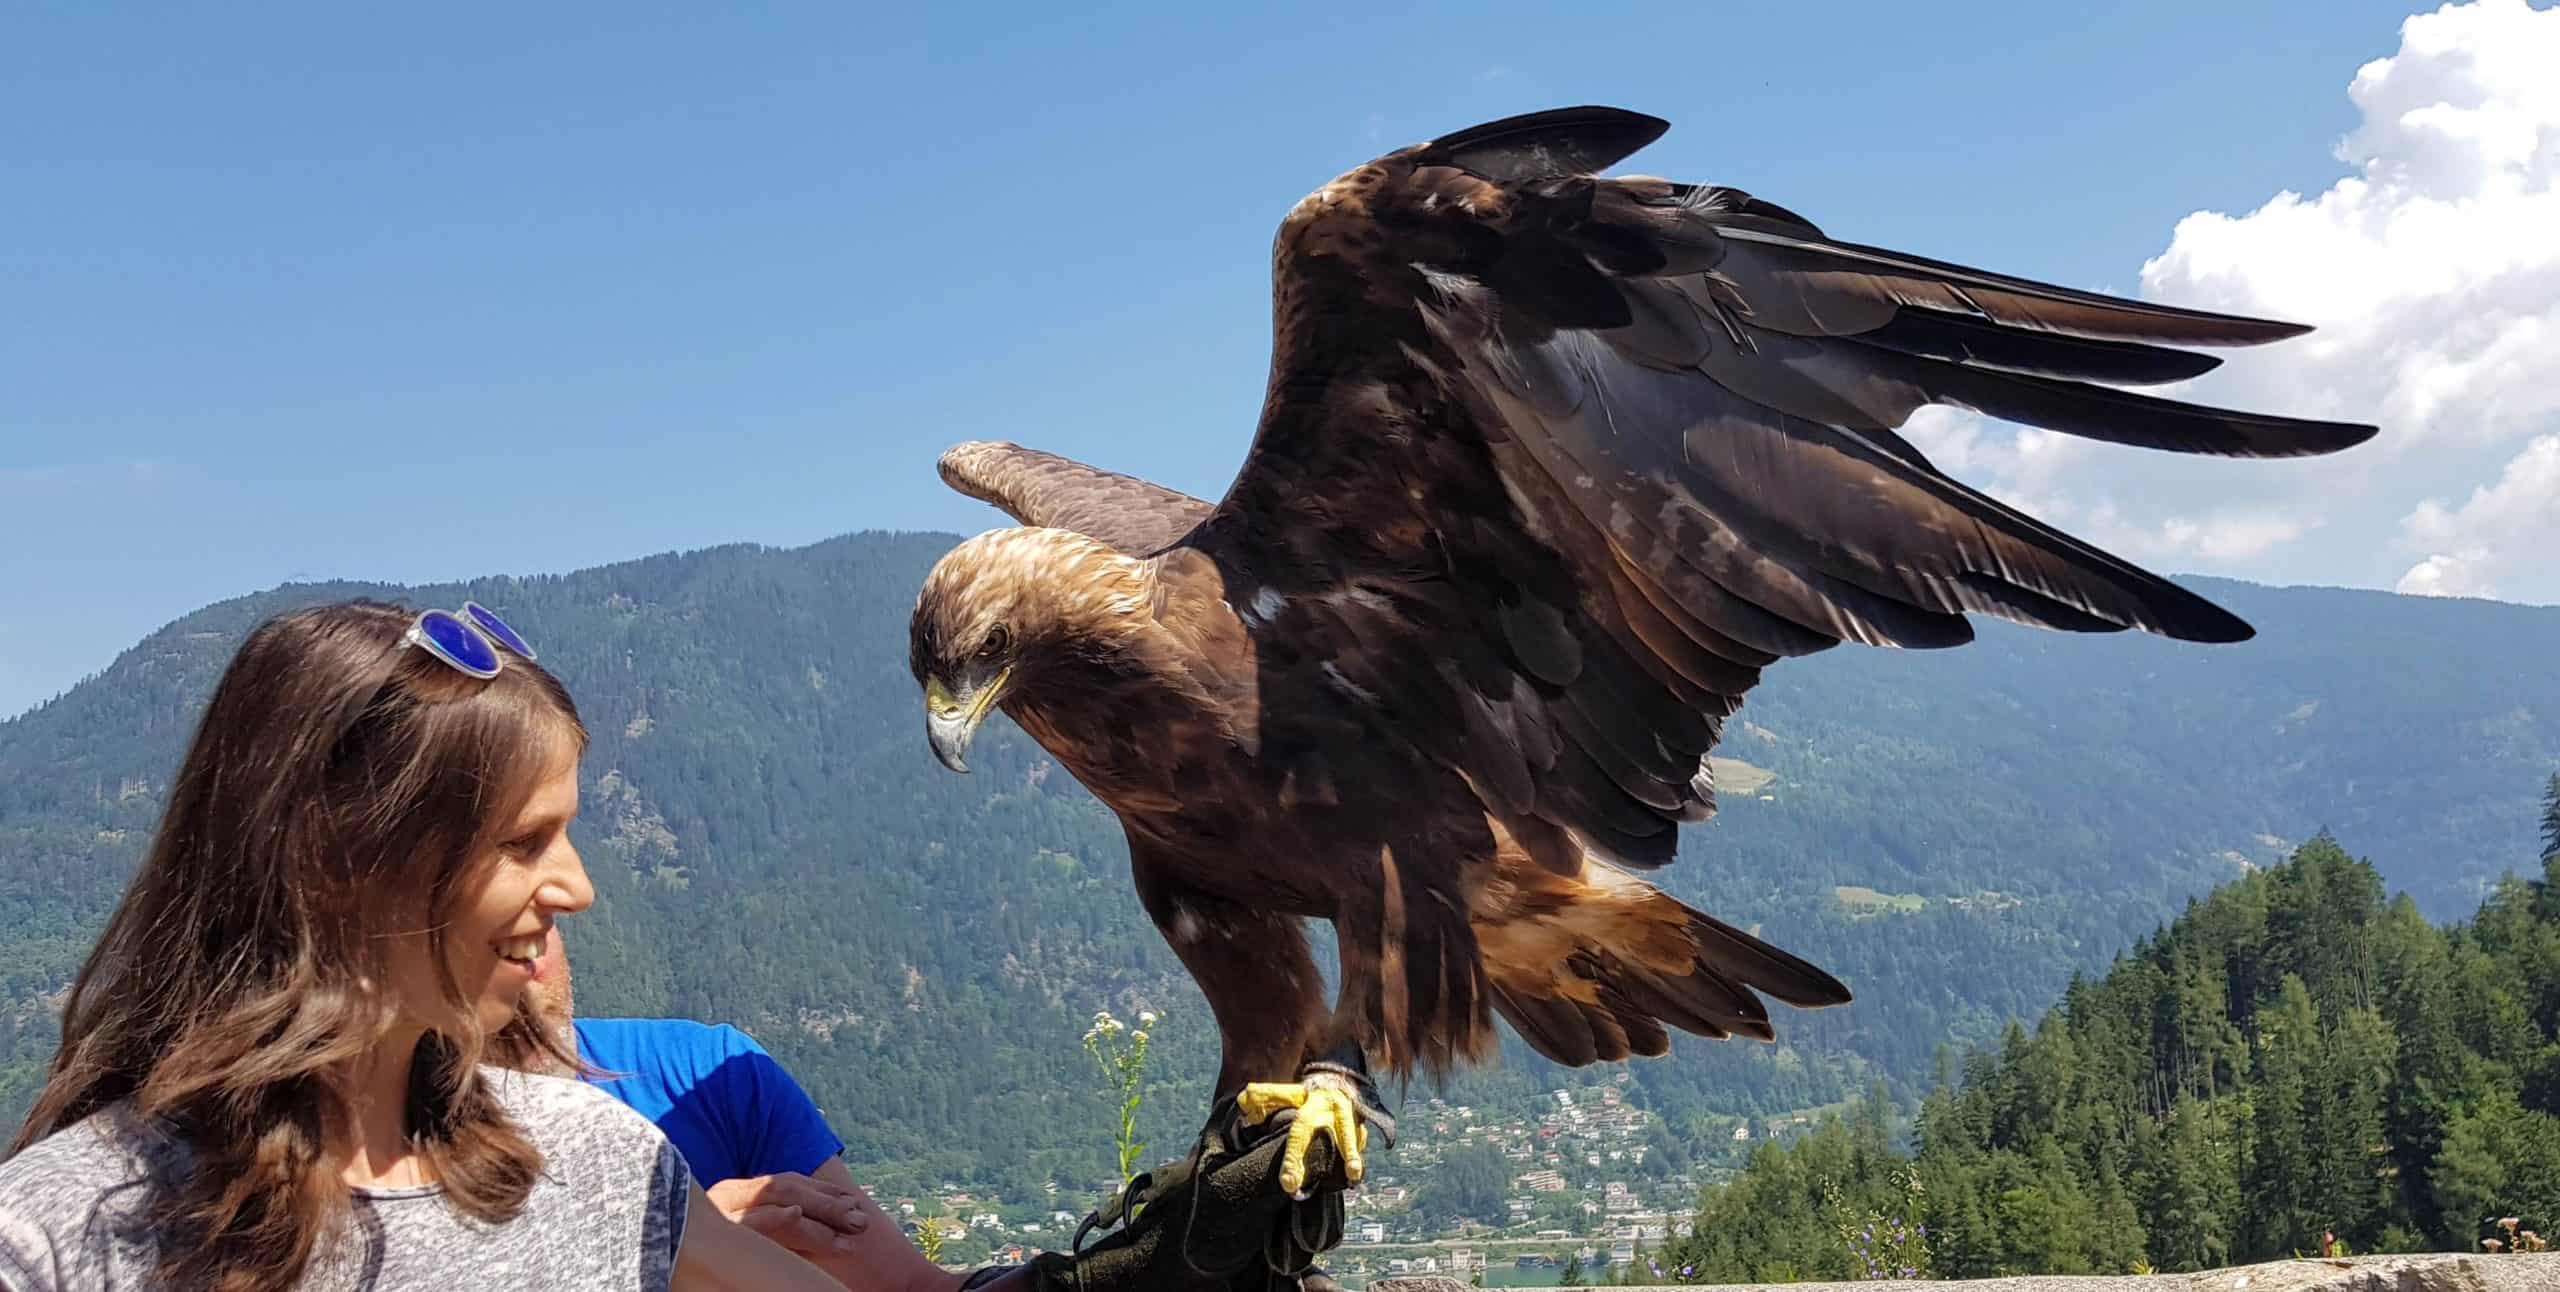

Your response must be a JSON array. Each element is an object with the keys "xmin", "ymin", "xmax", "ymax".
[{"xmin": 10, "ymin": 599, "xmax": 591, "ymax": 1290}]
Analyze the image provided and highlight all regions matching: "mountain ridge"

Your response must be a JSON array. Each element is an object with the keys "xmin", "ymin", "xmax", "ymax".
[{"xmin": 2, "ymin": 528, "xmax": 2553, "ymax": 1198}]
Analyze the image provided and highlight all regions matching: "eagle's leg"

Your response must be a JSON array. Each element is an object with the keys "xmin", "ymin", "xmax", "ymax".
[
  {"xmin": 1234, "ymin": 1038, "xmax": 1399, "ymax": 1194},
  {"xmin": 1128, "ymin": 856, "xmax": 1338, "ymax": 1167}
]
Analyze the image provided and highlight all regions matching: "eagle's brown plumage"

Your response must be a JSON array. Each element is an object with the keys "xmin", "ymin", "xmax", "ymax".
[{"xmin": 907, "ymin": 107, "xmax": 2376, "ymax": 1103}]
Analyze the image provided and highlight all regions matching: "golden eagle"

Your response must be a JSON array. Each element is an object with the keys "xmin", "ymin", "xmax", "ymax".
[{"xmin": 909, "ymin": 107, "xmax": 2372, "ymax": 1189}]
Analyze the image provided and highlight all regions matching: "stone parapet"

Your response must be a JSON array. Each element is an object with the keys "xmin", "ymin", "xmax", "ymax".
[{"xmin": 1369, "ymin": 1252, "xmax": 2557, "ymax": 1292}]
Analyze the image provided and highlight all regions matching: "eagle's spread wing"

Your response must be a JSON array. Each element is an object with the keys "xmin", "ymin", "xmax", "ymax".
[
  {"xmin": 939, "ymin": 440, "xmax": 1213, "ymax": 556},
  {"xmin": 1184, "ymin": 106, "xmax": 2376, "ymax": 872}
]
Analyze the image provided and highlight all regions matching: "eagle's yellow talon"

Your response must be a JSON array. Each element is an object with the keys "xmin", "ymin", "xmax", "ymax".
[{"xmin": 1236, "ymin": 1081, "xmax": 1368, "ymax": 1193}]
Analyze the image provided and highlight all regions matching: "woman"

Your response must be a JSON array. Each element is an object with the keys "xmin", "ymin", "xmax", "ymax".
[{"xmin": 0, "ymin": 599, "xmax": 840, "ymax": 1290}]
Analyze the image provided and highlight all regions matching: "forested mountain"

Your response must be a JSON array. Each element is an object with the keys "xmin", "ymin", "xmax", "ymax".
[
  {"xmin": 1661, "ymin": 830, "xmax": 2560, "ymax": 1280},
  {"xmin": 2, "ymin": 530, "xmax": 2553, "ymax": 1200}
]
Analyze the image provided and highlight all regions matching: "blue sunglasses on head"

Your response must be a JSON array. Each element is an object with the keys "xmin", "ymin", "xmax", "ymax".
[{"xmin": 402, "ymin": 601, "xmax": 537, "ymax": 679}]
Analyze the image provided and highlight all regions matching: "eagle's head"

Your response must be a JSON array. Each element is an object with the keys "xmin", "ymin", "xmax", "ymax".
[{"xmin": 909, "ymin": 527, "xmax": 1151, "ymax": 773}]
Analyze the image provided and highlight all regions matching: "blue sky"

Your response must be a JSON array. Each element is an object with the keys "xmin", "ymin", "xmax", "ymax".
[{"xmin": 0, "ymin": 1, "xmax": 2519, "ymax": 718}]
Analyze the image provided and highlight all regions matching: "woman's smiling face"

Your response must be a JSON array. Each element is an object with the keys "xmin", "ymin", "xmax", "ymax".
[{"xmin": 391, "ymin": 728, "xmax": 594, "ymax": 1038}]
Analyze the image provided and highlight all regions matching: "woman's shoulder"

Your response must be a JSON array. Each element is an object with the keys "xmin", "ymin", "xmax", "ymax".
[
  {"xmin": 472, "ymin": 1067, "xmax": 691, "ymax": 1286},
  {"xmin": 0, "ymin": 1107, "xmax": 185, "ymax": 1286},
  {"xmin": 478, "ymin": 1067, "xmax": 685, "ymax": 1181},
  {"xmin": 481, "ymin": 1065, "xmax": 661, "ymax": 1140},
  {"xmin": 0, "ymin": 1105, "xmax": 184, "ymax": 1197}
]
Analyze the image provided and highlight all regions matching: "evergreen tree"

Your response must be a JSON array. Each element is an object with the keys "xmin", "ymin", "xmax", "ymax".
[
  {"xmin": 1673, "ymin": 817, "xmax": 2560, "ymax": 1273},
  {"xmin": 2433, "ymin": 1098, "xmax": 2509, "ymax": 1244},
  {"xmin": 2541, "ymin": 772, "xmax": 2560, "ymax": 861},
  {"xmin": 2318, "ymin": 1005, "xmax": 2398, "ymax": 1243},
  {"xmin": 2089, "ymin": 1158, "xmax": 2149, "ymax": 1273},
  {"xmin": 2140, "ymin": 1100, "xmax": 2231, "ymax": 1271},
  {"xmin": 1417, "ymin": 1141, "xmax": 1512, "ymax": 1228},
  {"xmin": 2244, "ymin": 975, "xmax": 2322, "ymax": 1254}
]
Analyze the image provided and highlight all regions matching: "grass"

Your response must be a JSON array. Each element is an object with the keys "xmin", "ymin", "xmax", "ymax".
[
  {"xmin": 1833, "ymin": 885, "xmax": 1926, "ymax": 916},
  {"xmin": 1709, "ymin": 756, "xmax": 1776, "ymax": 796}
]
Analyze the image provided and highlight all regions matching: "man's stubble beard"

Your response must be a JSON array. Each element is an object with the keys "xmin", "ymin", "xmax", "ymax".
[{"xmin": 518, "ymin": 969, "xmax": 578, "ymax": 1077}]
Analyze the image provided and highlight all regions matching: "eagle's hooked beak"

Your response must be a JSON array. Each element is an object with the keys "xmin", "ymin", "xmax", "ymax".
[{"xmin": 923, "ymin": 668, "xmax": 1010, "ymax": 774}]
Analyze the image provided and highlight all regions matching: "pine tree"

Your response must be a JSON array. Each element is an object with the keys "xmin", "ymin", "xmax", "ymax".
[
  {"xmin": 2140, "ymin": 1099, "xmax": 2232, "ymax": 1272},
  {"xmin": 2373, "ymin": 894, "xmax": 2474, "ymax": 1234},
  {"xmin": 2090, "ymin": 1158, "xmax": 2150, "ymax": 1272},
  {"xmin": 2433, "ymin": 1098, "xmax": 2509, "ymax": 1245},
  {"xmin": 2245, "ymin": 976, "xmax": 2323, "ymax": 1254},
  {"xmin": 2318, "ymin": 1006, "xmax": 2399, "ymax": 1244},
  {"xmin": 2542, "ymin": 772, "xmax": 2560, "ymax": 861},
  {"xmin": 1662, "ymin": 813, "xmax": 2560, "ymax": 1276},
  {"xmin": 1558, "ymin": 1252, "xmax": 1585, "ymax": 1285}
]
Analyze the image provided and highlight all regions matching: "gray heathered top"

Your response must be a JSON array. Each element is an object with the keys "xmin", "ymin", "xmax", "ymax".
[{"xmin": 0, "ymin": 1068, "xmax": 688, "ymax": 1291}]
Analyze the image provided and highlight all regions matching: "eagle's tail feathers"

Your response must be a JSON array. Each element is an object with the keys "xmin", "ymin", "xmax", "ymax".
[
  {"xmin": 1685, "ymin": 906, "xmax": 1853, "ymax": 1009},
  {"xmin": 1481, "ymin": 870, "xmax": 1847, "ymax": 1067},
  {"xmin": 1490, "ymin": 980, "xmax": 1605, "ymax": 1067}
]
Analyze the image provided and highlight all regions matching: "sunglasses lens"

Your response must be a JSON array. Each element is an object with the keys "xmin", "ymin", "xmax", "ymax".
[
  {"xmin": 418, "ymin": 610, "xmax": 501, "ymax": 677},
  {"xmin": 463, "ymin": 602, "xmax": 535, "ymax": 660}
]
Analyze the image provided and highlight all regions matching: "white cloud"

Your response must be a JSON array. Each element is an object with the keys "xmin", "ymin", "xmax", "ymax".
[
  {"xmin": 2396, "ymin": 432, "xmax": 2560, "ymax": 595},
  {"xmin": 1926, "ymin": 0, "xmax": 2560, "ymax": 605},
  {"xmin": 2395, "ymin": 550, "xmax": 2497, "ymax": 596}
]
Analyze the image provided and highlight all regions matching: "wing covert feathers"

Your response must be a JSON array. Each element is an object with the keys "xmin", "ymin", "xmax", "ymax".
[
  {"xmin": 937, "ymin": 440, "xmax": 1212, "ymax": 556},
  {"xmin": 1419, "ymin": 106, "xmax": 1669, "ymax": 183}
]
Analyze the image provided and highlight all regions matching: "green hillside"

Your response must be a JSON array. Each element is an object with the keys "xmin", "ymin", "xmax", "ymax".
[
  {"xmin": 2, "ymin": 531, "xmax": 2554, "ymax": 1201},
  {"xmin": 1663, "ymin": 829, "xmax": 2560, "ymax": 1279}
]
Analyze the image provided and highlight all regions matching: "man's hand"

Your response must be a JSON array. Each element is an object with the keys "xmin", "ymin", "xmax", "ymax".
[{"xmin": 707, "ymin": 1171, "xmax": 869, "ymax": 1259}]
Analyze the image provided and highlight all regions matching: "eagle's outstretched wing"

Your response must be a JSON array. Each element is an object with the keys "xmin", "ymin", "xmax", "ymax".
[
  {"xmin": 1178, "ymin": 106, "xmax": 2375, "ymax": 872},
  {"xmin": 939, "ymin": 440, "xmax": 1212, "ymax": 556}
]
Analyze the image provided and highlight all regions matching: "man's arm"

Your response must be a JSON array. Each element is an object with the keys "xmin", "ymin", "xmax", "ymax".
[
  {"xmin": 672, "ymin": 1180, "xmax": 850, "ymax": 1292},
  {"xmin": 703, "ymin": 1166, "xmax": 868, "ymax": 1260},
  {"xmin": 697, "ymin": 1155, "xmax": 968, "ymax": 1292},
  {"xmin": 801, "ymin": 1156, "xmax": 969, "ymax": 1292},
  {"xmin": 689, "ymin": 1028, "xmax": 973, "ymax": 1287}
]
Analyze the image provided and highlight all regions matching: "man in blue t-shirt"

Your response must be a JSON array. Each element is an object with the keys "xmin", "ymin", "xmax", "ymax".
[
  {"xmin": 531, "ymin": 929, "xmax": 970, "ymax": 1292},
  {"xmin": 572, "ymin": 1014, "xmax": 847, "ymax": 1191}
]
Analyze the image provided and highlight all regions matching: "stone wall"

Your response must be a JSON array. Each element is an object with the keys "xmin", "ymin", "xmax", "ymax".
[{"xmin": 1369, "ymin": 1252, "xmax": 2560, "ymax": 1292}]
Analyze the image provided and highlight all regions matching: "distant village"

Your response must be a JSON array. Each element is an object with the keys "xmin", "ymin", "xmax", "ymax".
[{"xmin": 888, "ymin": 1069, "xmax": 1830, "ymax": 1282}]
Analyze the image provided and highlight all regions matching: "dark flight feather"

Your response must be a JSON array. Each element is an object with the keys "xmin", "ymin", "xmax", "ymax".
[
  {"xmin": 1703, "ymin": 223, "xmax": 2317, "ymax": 346},
  {"xmin": 1856, "ymin": 307, "xmax": 2224, "ymax": 385}
]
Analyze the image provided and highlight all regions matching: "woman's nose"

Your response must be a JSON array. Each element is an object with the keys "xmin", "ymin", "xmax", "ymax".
[{"xmin": 542, "ymin": 842, "xmax": 596, "ymax": 914}]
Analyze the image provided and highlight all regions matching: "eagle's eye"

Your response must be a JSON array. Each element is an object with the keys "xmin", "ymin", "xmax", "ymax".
[{"xmin": 978, "ymin": 625, "xmax": 1011, "ymax": 660}]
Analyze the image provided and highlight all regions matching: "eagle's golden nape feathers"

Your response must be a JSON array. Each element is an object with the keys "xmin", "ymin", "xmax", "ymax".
[
  {"xmin": 910, "ymin": 528, "xmax": 1155, "ymax": 673},
  {"xmin": 908, "ymin": 527, "xmax": 1160, "ymax": 772}
]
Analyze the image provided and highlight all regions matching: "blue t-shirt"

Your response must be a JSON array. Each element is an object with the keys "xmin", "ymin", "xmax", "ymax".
[{"xmin": 574, "ymin": 1018, "xmax": 846, "ymax": 1189}]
